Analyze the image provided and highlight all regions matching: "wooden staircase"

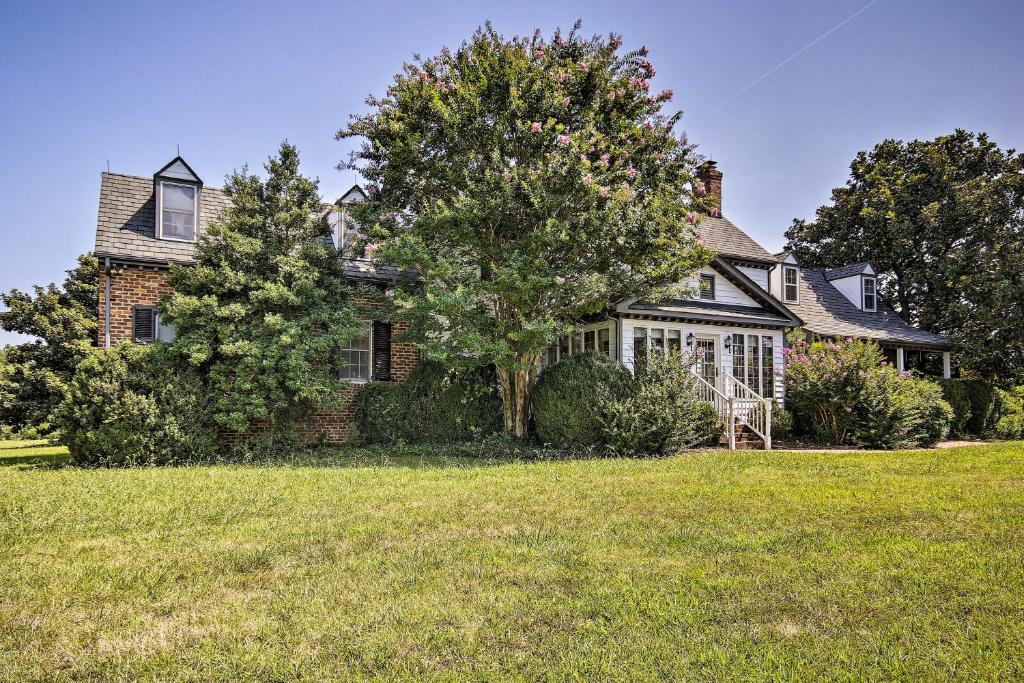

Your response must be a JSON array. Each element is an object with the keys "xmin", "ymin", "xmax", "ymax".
[{"xmin": 693, "ymin": 367, "xmax": 772, "ymax": 450}]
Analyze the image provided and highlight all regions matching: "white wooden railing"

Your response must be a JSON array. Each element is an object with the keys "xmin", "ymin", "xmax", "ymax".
[{"xmin": 691, "ymin": 367, "xmax": 772, "ymax": 450}]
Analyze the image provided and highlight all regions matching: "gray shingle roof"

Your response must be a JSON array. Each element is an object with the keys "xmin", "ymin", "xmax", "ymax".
[
  {"xmin": 94, "ymin": 172, "xmax": 230, "ymax": 264},
  {"xmin": 698, "ymin": 215, "xmax": 776, "ymax": 262},
  {"xmin": 95, "ymin": 172, "xmax": 403, "ymax": 283},
  {"xmin": 793, "ymin": 269, "xmax": 951, "ymax": 348},
  {"xmin": 824, "ymin": 262, "xmax": 872, "ymax": 280}
]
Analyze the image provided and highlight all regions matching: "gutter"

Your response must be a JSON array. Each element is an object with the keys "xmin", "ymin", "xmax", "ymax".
[{"xmin": 103, "ymin": 256, "xmax": 111, "ymax": 349}]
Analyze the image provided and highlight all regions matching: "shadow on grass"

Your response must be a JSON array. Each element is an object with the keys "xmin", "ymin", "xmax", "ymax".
[{"xmin": 0, "ymin": 452, "xmax": 71, "ymax": 469}]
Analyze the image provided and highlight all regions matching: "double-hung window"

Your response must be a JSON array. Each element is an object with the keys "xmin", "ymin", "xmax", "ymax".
[
  {"xmin": 783, "ymin": 266, "xmax": 799, "ymax": 303},
  {"xmin": 158, "ymin": 182, "xmax": 198, "ymax": 241},
  {"xmin": 863, "ymin": 277, "xmax": 877, "ymax": 311},
  {"xmin": 339, "ymin": 322, "xmax": 372, "ymax": 381}
]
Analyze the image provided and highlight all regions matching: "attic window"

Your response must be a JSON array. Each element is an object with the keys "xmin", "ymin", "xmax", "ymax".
[
  {"xmin": 783, "ymin": 266, "xmax": 799, "ymax": 303},
  {"xmin": 699, "ymin": 274, "xmax": 715, "ymax": 301},
  {"xmin": 158, "ymin": 182, "xmax": 197, "ymax": 241},
  {"xmin": 863, "ymin": 277, "xmax": 877, "ymax": 312}
]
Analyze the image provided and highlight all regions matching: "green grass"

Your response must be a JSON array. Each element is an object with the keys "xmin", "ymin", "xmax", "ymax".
[{"xmin": 2, "ymin": 440, "xmax": 1023, "ymax": 681}]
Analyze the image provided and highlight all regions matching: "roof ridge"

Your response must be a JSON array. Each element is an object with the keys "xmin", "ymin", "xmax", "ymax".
[{"xmin": 101, "ymin": 170, "xmax": 226, "ymax": 191}]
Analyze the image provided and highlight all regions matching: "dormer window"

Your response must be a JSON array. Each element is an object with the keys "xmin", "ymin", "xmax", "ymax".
[
  {"xmin": 158, "ymin": 182, "xmax": 198, "ymax": 241},
  {"xmin": 783, "ymin": 266, "xmax": 799, "ymax": 303},
  {"xmin": 863, "ymin": 277, "xmax": 877, "ymax": 311}
]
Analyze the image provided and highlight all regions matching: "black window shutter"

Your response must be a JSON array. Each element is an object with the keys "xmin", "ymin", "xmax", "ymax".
[
  {"xmin": 372, "ymin": 321, "xmax": 392, "ymax": 381},
  {"xmin": 133, "ymin": 307, "xmax": 156, "ymax": 343}
]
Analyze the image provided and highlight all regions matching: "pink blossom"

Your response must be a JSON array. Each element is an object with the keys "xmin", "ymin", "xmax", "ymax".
[
  {"xmin": 555, "ymin": 276, "xmax": 566, "ymax": 284},
  {"xmin": 609, "ymin": 35, "xmax": 622, "ymax": 50},
  {"xmin": 534, "ymin": 48, "xmax": 545, "ymax": 60},
  {"xmin": 365, "ymin": 243, "xmax": 379, "ymax": 255},
  {"xmin": 579, "ymin": 62, "xmax": 590, "ymax": 73},
  {"xmin": 557, "ymin": 134, "xmax": 571, "ymax": 145},
  {"xmin": 657, "ymin": 89, "xmax": 674, "ymax": 101},
  {"xmin": 553, "ymin": 33, "xmax": 565, "ymax": 46},
  {"xmin": 621, "ymin": 181, "xmax": 631, "ymax": 191},
  {"xmin": 630, "ymin": 78, "xmax": 650, "ymax": 93},
  {"xmin": 686, "ymin": 211, "xmax": 697, "ymax": 224},
  {"xmin": 599, "ymin": 153, "xmax": 611, "ymax": 165},
  {"xmin": 638, "ymin": 46, "xmax": 649, "ymax": 57},
  {"xmin": 599, "ymin": 186, "xmax": 610, "ymax": 197},
  {"xmin": 710, "ymin": 208, "xmax": 721, "ymax": 218},
  {"xmin": 844, "ymin": 406, "xmax": 853, "ymax": 413},
  {"xmin": 582, "ymin": 173, "xmax": 594, "ymax": 186},
  {"xmin": 562, "ymin": 96, "xmax": 571, "ymax": 106},
  {"xmin": 580, "ymin": 154, "xmax": 588, "ymax": 163},
  {"xmin": 643, "ymin": 121, "xmax": 656, "ymax": 132},
  {"xmin": 694, "ymin": 181, "xmax": 706, "ymax": 197},
  {"xmin": 530, "ymin": 122, "xmax": 542, "ymax": 133},
  {"xmin": 557, "ymin": 71, "xmax": 569, "ymax": 83},
  {"xmin": 625, "ymin": 166, "xmax": 637, "ymax": 179}
]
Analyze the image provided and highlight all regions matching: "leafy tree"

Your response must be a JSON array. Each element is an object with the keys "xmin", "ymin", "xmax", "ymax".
[
  {"xmin": 340, "ymin": 22, "xmax": 712, "ymax": 437},
  {"xmin": 0, "ymin": 253, "xmax": 98, "ymax": 430},
  {"xmin": 785, "ymin": 130, "xmax": 1024, "ymax": 382},
  {"xmin": 162, "ymin": 142, "xmax": 363, "ymax": 447}
]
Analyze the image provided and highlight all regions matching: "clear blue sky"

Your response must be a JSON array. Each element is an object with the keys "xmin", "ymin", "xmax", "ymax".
[{"xmin": 2, "ymin": 0, "xmax": 1022, "ymax": 344}]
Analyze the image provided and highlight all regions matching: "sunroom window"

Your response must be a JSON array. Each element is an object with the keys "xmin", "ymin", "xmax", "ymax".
[{"xmin": 159, "ymin": 182, "xmax": 197, "ymax": 241}]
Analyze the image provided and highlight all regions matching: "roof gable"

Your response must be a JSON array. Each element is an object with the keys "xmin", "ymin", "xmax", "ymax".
[
  {"xmin": 699, "ymin": 215, "xmax": 775, "ymax": 263},
  {"xmin": 825, "ymin": 262, "xmax": 874, "ymax": 280},
  {"xmin": 154, "ymin": 156, "xmax": 202, "ymax": 185}
]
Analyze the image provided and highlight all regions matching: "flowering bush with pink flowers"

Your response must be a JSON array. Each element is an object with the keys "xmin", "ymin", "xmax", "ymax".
[{"xmin": 784, "ymin": 337, "xmax": 952, "ymax": 448}]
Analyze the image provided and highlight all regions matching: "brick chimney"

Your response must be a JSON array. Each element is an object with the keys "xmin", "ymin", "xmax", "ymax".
[{"xmin": 697, "ymin": 160, "xmax": 723, "ymax": 214}]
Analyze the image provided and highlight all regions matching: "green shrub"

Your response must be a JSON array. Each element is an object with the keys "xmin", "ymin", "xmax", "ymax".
[
  {"xmin": 785, "ymin": 338, "xmax": 952, "ymax": 449},
  {"xmin": 603, "ymin": 352, "xmax": 722, "ymax": 456},
  {"xmin": 961, "ymin": 379, "xmax": 1004, "ymax": 436},
  {"xmin": 532, "ymin": 353, "xmax": 633, "ymax": 449},
  {"xmin": 353, "ymin": 360, "xmax": 502, "ymax": 444},
  {"xmin": 772, "ymin": 403, "xmax": 794, "ymax": 440},
  {"xmin": 54, "ymin": 343, "xmax": 218, "ymax": 466},
  {"xmin": 936, "ymin": 379, "xmax": 973, "ymax": 438},
  {"xmin": 995, "ymin": 386, "xmax": 1024, "ymax": 440}
]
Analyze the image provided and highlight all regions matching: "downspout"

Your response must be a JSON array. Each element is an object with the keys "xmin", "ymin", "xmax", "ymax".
[{"xmin": 103, "ymin": 257, "xmax": 111, "ymax": 349}]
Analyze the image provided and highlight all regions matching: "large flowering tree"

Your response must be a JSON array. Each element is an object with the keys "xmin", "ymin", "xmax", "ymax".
[{"xmin": 340, "ymin": 22, "xmax": 712, "ymax": 437}]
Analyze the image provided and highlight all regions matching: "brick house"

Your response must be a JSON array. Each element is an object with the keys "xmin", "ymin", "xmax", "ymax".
[
  {"xmin": 93, "ymin": 156, "xmax": 417, "ymax": 443},
  {"xmin": 93, "ymin": 156, "xmax": 951, "ymax": 448}
]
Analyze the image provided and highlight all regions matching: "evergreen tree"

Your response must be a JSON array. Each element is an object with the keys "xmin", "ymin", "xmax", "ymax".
[
  {"xmin": 0, "ymin": 253, "xmax": 98, "ymax": 430},
  {"xmin": 341, "ymin": 22, "xmax": 712, "ymax": 437},
  {"xmin": 163, "ymin": 143, "xmax": 362, "ymax": 446}
]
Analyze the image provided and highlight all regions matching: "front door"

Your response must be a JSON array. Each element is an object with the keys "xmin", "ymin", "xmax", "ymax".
[{"xmin": 694, "ymin": 335, "xmax": 718, "ymax": 386}]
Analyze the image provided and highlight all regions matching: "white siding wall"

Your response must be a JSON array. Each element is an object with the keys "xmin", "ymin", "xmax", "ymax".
[
  {"xmin": 618, "ymin": 318, "xmax": 786, "ymax": 402},
  {"xmin": 681, "ymin": 266, "xmax": 758, "ymax": 307},
  {"xmin": 832, "ymin": 275, "xmax": 863, "ymax": 309},
  {"xmin": 737, "ymin": 265, "xmax": 770, "ymax": 292}
]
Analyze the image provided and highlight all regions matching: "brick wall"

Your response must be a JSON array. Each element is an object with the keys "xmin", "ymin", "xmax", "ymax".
[
  {"xmin": 98, "ymin": 264, "xmax": 172, "ymax": 345},
  {"xmin": 98, "ymin": 269, "xmax": 422, "ymax": 446}
]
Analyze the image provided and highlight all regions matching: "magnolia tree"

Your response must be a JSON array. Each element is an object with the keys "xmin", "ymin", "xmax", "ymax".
[{"xmin": 340, "ymin": 22, "xmax": 712, "ymax": 437}]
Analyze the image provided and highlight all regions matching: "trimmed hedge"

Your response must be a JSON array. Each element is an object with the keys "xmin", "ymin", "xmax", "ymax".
[
  {"xmin": 353, "ymin": 360, "xmax": 502, "ymax": 444},
  {"xmin": 995, "ymin": 386, "xmax": 1024, "ymax": 440},
  {"xmin": 936, "ymin": 379, "xmax": 972, "ymax": 438},
  {"xmin": 54, "ymin": 343, "xmax": 218, "ymax": 466},
  {"xmin": 532, "ymin": 353, "xmax": 633, "ymax": 449},
  {"xmin": 961, "ymin": 379, "xmax": 1004, "ymax": 436}
]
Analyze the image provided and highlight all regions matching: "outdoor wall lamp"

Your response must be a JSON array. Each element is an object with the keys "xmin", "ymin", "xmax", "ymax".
[{"xmin": 686, "ymin": 332, "xmax": 695, "ymax": 347}]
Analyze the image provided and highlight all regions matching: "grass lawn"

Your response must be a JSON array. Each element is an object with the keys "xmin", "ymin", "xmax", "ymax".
[{"xmin": 2, "ymin": 440, "xmax": 1023, "ymax": 681}]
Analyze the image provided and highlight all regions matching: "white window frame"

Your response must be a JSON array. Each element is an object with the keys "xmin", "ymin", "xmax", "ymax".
[
  {"xmin": 338, "ymin": 321, "xmax": 373, "ymax": 383},
  {"xmin": 862, "ymin": 276, "xmax": 877, "ymax": 312},
  {"xmin": 157, "ymin": 180, "xmax": 199, "ymax": 242},
  {"xmin": 540, "ymin": 320, "xmax": 615, "ymax": 370},
  {"xmin": 783, "ymin": 266, "xmax": 799, "ymax": 304},
  {"xmin": 699, "ymin": 274, "xmax": 716, "ymax": 301}
]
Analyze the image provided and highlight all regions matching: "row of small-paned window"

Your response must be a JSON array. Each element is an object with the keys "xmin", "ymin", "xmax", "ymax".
[
  {"xmin": 544, "ymin": 326, "xmax": 612, "ymax": 366},
  {"xmin": 631, "ymin": 326, "xmax": 776, "ymax": 399},
  {"xmin": 729, "ymin": 333, "xmax": 776, "ymax": 399}
]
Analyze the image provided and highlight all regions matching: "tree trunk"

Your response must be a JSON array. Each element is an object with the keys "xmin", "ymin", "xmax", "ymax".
[{"xmin": 496, "ymin": 356, "xmax": 538, "ymax": 439}]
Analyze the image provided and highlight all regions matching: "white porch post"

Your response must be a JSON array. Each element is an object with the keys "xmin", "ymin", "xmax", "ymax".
[
  {"xmin": 896, "ymin": 347, "xmax": 905, "ymax": 372},
  {"xmin": 943, "ymin": 351, "xmax": 952, "ymax": 379}
]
